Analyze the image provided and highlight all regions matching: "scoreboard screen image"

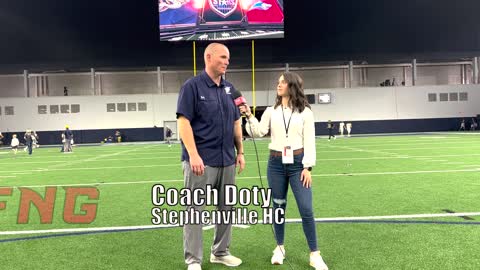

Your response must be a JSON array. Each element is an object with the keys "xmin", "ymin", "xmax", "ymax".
[{"xmin": 159, "ymin": 0, "xmax": 284, "ymax": 41}]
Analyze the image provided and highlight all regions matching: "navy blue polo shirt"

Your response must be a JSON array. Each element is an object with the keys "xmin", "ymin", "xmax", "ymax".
[{"xmin": 176, "ymin": 71, "xmax": 241, "ymax": 167}]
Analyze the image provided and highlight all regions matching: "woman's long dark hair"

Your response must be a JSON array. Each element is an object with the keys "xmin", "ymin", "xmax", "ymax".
[{"xmin": 274, "ymin": 71, "xmax": 311, "ymax": 113}]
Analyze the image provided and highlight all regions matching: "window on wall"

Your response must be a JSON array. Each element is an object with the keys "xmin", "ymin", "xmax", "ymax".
[
  {"xmin": 128, "ymin": 103, "xmax": 137, "ymax": 111},
  {"xmin": 428, "ymin": 93, "xmax": 437, "ymax": 102},
  {"xmin": 117, "ymin": 103, "xmax": 126, "ymax": 112},
  {"xmin": 50, "ymin": 105, "xmax": 59, "ymax": 114},
  {"xmin": 5, "ymin": 106, "xmax": 14, "ymax": 115},
  {"xmin": 439, "ymin": 93, "xmax": 448, "ymax": 102},
  {"xmin": 60, "ymin": 104, "xmax": 70, "ymax": 113},
  {"xmin": 38, "ymin": 105, "xmax": 47, "ymax": 114},
  {"xmin": 0, "ymin": 106, "xmax": 2, "ymax": 115},
  {"xmin": 138, "ymin": 102, "xmax": 147, "ymax": 111},
  {"xmin": 306, "ymin": 94, "xmax": 316, "ymax": 104},
  {"xmin": 459, "ymin": 92, "xmax": 468, "ymax": 101},
  {"xmin": 107, "ymin": 103, "xmax": 116, "ymax": 112},
  {"xmin": 318, "ymin": 93, "xmax": 332, "ymax": 104},
  {"xmin": 449, "ymin": 93, "xmax": 458, "ymax": 101},
  {"xmin": 71, "ymin": 104, "xmax": 80, "ymax": 113},
  {"xmin": 107, "ymin": 102, "xmax": 147, "ymax": 112}
]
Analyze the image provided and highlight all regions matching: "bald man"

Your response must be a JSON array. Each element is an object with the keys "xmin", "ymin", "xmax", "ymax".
[{"xmin": 176, "ymin": 43, "xmax": 245, "ymax": 270}]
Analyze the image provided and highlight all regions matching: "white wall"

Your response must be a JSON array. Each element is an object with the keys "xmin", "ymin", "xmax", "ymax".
[
  {"xmin": 47, "ymin": 74, "xmax": 93, "ymax": 96},
  {"xmin": 0, "ymin": 94, "xmax": 166, "ymax": 132},
  {"xmin": 365, "ymin": 67, "xmax": 406, "ymax": 87},
  {"xmin": 1, "ymin": 65, "xmax": 474, "ymax": 98},
  {"xmin": 1, "ymin": 85, "xmax": 479, "ymax": 132},
  {"xmin": 394, "ymin": 85, "xmax": 480, "ymax": 119},
  {"xmin": 417, "ymin": 65, "xmax": 465, "ymax": 85},
  {"xmin": 162, "ymin": 72, "xmax": 194, "ymax": 93},
  {"xmin": 0, "ymin": 75, "xmax": 25, "ymax": 97},
  {"xmin": 304, "ymin": 88, "xmax": 398, "ymax": 121},
  {"xmin": 303, "ymin": 84, "xmax": 480, "ymax": 122},
  {"xmin": 99, "ymin": 73, "xmax": 157, "ymax": 95}
]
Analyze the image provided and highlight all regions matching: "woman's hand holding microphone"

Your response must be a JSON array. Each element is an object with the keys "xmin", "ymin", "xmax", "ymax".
[{"xmin": 239, "ymin": 104, "xmax": 252, "ymax": 118}]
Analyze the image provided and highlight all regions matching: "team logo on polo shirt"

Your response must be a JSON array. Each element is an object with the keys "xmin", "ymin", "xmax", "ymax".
[
  {"xmin": 209, "ymin": 0, "xmax": 238, "ymax": 18},
  {"xmin": 224, "ymin": 86, "xmax": 231, "ymax": 94}
]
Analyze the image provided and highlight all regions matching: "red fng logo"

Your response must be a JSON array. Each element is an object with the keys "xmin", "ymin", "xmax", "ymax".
[{"xmin": 0, "ymin": 187, "xmax": 99, "ymax": 224}]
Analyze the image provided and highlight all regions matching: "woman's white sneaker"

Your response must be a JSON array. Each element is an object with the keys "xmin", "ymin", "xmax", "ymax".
[
  {"xmin": 271, "ymin": 246, "xmax": 285, "ymax": 265},
  {"xmin": 310, "ymin": 252, "xmax": 328, "ymax": 270}
]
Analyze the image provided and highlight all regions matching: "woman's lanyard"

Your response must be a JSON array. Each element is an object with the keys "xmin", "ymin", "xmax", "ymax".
[
  {"xmin": 281, "ymin": 106, "xmax": 293, "ymax": 139},
  {"xmin": 281, "ymin": 106, "xmax": 294, "ymax": 164}
]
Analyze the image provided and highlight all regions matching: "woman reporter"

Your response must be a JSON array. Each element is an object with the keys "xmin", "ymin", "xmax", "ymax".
[{"xmin": 240, "ymin": 72, "xmax": 328, "ymax": 270}]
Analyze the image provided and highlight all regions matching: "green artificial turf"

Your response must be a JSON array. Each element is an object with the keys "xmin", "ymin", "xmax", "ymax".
[{"xmin": 0, "ymin": 133, "xmax": 479, "ymax": 269}]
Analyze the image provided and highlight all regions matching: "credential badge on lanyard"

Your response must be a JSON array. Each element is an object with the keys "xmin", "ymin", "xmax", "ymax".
[{"xmin": 282, "ymin": 106, "xmax": 294, "ymax": 164}]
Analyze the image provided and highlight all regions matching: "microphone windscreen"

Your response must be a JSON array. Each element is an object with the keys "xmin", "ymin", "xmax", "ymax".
[
  {"xmin": 234, "ymin": 96, "xmax": 247, "ymax": 106},
  {"xmin": 231, "ymin": 89, "xmax": 246, "ymax": 106},
  {"xmin": 231, "ymin": 89, "xmax": 243, "ymax": 99}
]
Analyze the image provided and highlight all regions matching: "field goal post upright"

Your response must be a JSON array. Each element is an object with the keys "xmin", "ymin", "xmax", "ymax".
[
  {"xmin": 164, "ymin": 120, "xmax": 179, "ymax": 141},
  {"xmin": 252, "ymin": 40, "xmax": 256, "ymax": 116}
]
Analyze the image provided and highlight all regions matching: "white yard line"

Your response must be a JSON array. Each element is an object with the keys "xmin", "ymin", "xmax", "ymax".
[
  {"xmin": 1, "ymin": 212, "xmax": 479, "ymax": 236},
  {"xmin": 7, "ymin": 161, "xmax": 64, "ymax": 165},
  {"xmin": 460, "ymin": 164, "xmax": 480, "ymax": 168},
  {"xmin": 324, "ymin": 144, "xmax": 479, "ymax": 168},
  {"xmin": 17, "ymin": 144, "xmax": 480, "ymax": 157},
  {"xmin": 325, "ymin": 144, "xmax": 404, "ymax": 158},
  {"xmin": 379, "ymin": 146, "xmax": 480, "ymax": 151},
  {"xmin": 317, "ymin": 168, "xmax": 480, "ymax": 176},
  {"xmin": 2, "ymin": 153, "xmax": 480, "ymax": 165},
  {"xmin": 19, "ymin": 179, "xmax": 185, "ymax": 188},
  {"xmin": 45, "ymin": 145, "xmax": 153, "ymax": 170},
  {"xmin": 4, "ymin": 165, "xmax": 480, "ymax": 175},
  {"xmin": 324, "ymin": 141, "xmax": 476, "ymax": 148},
  {"xmin": 289, "ymin": 212, "xmax": 480, "ymax": 222},
  {"xmin": 4, "ymin": 143, "xmax": 480, "ymax": 161},
  {"xmin": 441, "ymin": 162, "xmax": 466, "ymax": 165},
  {"xmin": 4, "ymin": 167, "xmax": 480, "ymax": 188}
]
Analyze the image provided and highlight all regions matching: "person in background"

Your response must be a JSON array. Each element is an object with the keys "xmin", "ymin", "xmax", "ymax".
[
  {"xmin": 339, "ymin": 121, "xmax": 345, "ymax": 136},
  {"xmin": 115, "ymin": 130, "xmax": 122, "ymax": 143},
  {"xmin": 24, "ymin": 130, "xmax": 33, "ymax": 155},
  {"xmin": 346, "ymin": 122, "xmax": 353, "ymax": 137},
  {"xmin": 459, "ymin": 119, "xmax": 466, "ymax": 131},
  {"xmin": 165, "ymin": 126, "xmax": 173, "ymax": 147},
  {"xmin": 60, "ymin": 133, "xmax": 65, "ymax": 152},
  {"xmin": 63, "ymin": 125, "xmax": 73, "ymax": 153},
  {"xmin": 11, "ymin": 134, "xmax": 19, "ymax": 155},
  {"xmin": 391, "ymin": 77, "xmax": 397, "ymax": 86},
  {"xmin": 327, "ymin": 120, "xmax": 336, "ymax": 141},
  {"xmin": 32, "ymin": 131, "xmax": 39, "ymax": 148},
  {"xmin": 470, "ymin": 118, "xmax": 477, "ymax": 131}
]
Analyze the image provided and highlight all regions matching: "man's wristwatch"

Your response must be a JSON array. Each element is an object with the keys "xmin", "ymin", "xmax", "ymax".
[{"xmin": 305, "ymin": 167, "xmax": 312, "ymax": 172}]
